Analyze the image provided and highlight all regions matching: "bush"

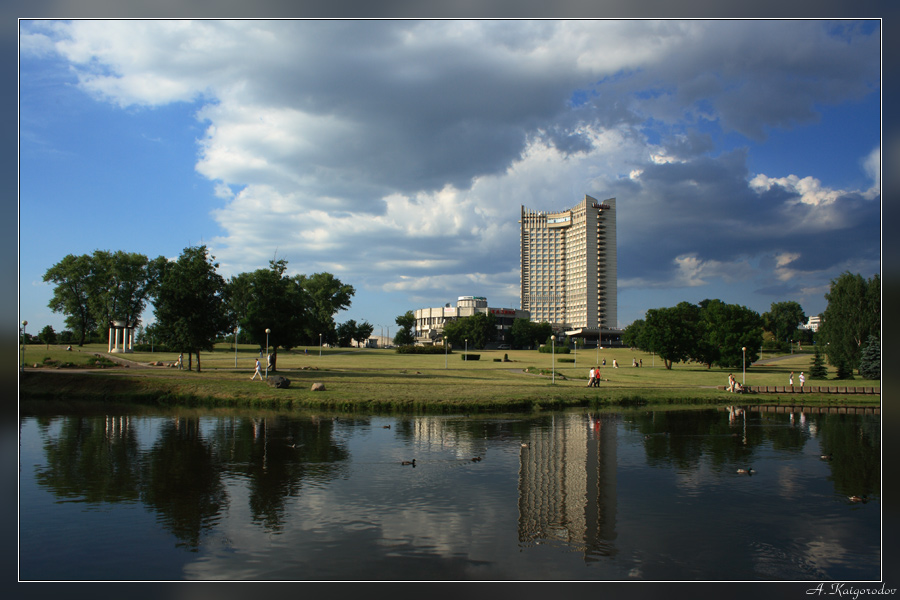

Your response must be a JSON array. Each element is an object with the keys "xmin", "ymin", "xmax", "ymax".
[
  {"xmin": 538, "ymin": 344, "xmax": 570, "ymax": 354},
  {"xmin": 395, "ymin": 345, "xmax": 449, "ymax": 354},
  {"xmin": 461, "ymin": 354, "xmax": 480, "ymax": 361}
]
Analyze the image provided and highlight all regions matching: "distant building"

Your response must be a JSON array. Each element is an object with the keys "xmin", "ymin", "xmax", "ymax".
[
  {"xmin": 805, "ymin": 315, "xmax": 822, "ymax": 333},
  {"xmin": 414, "ymin": 296, "xmax": 530, "ymax": 346},
  {"xmin": 520, "ymin": 195, "xmax": 619, "ymax": 346}
]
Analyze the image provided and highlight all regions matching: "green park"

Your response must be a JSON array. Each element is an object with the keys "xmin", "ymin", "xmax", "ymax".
[
  {"xmin": 22, "ymin": 248, "xmax": 879, "ymax": 413},
  {"xmin": 19, "ymin": 340, "xmax": 879, "ymax": 413}
]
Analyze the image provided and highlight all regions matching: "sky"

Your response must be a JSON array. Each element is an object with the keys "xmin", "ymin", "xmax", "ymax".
[{"xmin": 18, "ymin": 19, "xmax": 881, "ymax": 337}]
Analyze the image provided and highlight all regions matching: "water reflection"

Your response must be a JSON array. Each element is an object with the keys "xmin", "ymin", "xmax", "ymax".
[{"xmin": 20, "ymin": 406, "xmax": 880, "ymax": 580}]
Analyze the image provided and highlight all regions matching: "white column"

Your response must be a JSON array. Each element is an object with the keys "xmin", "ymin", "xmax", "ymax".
[{"xmin": 108, "ymin": 327, "xmax": 114, "ymax": 352}]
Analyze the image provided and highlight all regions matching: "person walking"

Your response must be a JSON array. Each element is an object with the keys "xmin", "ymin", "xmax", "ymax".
[
  {"xmin": 587, "ymin": 366, "xmax": 596, "ymax": 387},
  {"xmin": 593, "ymin": 367, "xmax": 602, "ymax": 386},
  {"xmin": 799, "ymin": 372, "xmax": 805, "ymax": 388},
  {"xmin": 251, "ymin": 358, "xmax": 263, "ymax": 380},
  {"xmin": 789, "ymin": 371, "xmax": 794, "ymax": 387},
  {"xmin": 177, "ymin": 353, "xmax": 184, "ymax": 370}
]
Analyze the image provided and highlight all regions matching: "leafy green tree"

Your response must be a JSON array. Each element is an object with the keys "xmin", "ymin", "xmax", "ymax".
[
  {"xmin": 510, "ymin": 318, "xmax": 553, "ymax": 349},
  {"xmin": 297, "ymin": 273, "xmax": 355, "ymax": 346},
  {"xmin": 336, "ymin": 319, "xmax": 357, "ymax": 347},
  {"xmin": 819, "ymin": 272, "xmax": 880, "ymax": 374},
  {"xmin": 228, "ymin": 259, "xmax": 309, "ymax": 372},
  {"xmin": 43, "ymin": 254, "xmax": 98, "ymax": 347},
  {"xmin": 393, "ymin": 310, "xmax": 417, "ymax": 346},
  {"xmin": 442, "ymin": 312, "xmax": 497, "ymax": 349},
  {"xmin": 89, "ymin": 250, "xmax": 166, "ymax": 338},
  {"xmin": 39, "ymin": 325, "xmax": 57, "ymax": 349},
  {"xmin": 858, "ymin": 334, "xmax": 880, "ymax": 380},
  {"xmin": 152, "ymin": 246, "xmax": 229, "ymax": 372},
  {"xmin": 509, "ymin": 318, "xmax": 532, "ymax": 349},
  {"xmin": 622, "ymin": 319, "xmax": 647, "ymax": 350},
  {"xmin": 762, "ymin": 301, "xmax": 806, "ymax": 347},
  {"xmin": 355, "ymin": 321, "xmax": 375, "ymax": 347},
  {"xmin": 698, "ymin": 299, "xmax": 763, "ymax": 369},
  {"xmin": 809, "ymin": 345, "xmax": 829, "ymax": 380},
  {"xmin": 643, "ymin": 302, "xmax": 701, "ymax": 370}
]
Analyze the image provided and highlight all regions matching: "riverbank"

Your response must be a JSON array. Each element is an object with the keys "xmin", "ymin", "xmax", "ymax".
[{"xmin": 18, "ymin": 343, "xmax": 880, "ymax": 412}]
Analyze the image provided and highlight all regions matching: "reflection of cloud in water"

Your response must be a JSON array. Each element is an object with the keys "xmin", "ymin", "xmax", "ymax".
[{"xmin": 777, "ymin": 465, "xmax": 802, "ymax": 500}]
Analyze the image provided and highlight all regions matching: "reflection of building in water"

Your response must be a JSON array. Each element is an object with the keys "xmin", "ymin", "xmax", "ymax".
[{"xmin": 517, "ymin": 413, "xmax": 617, "ymax": 561}]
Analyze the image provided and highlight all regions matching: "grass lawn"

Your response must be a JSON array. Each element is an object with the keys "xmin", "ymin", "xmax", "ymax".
[{"xmin": 19, "ymin": 342, "xmax": 880, "ymax": 412}]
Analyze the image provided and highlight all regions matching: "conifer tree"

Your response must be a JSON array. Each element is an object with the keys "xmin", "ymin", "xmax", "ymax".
[
  {"xmin": 809, "ymin": 345, "xmax": 828, "ymax": 379},
  {"xmin": 858, "ymin": 334, "xmax": 880, "ymax": 380}
]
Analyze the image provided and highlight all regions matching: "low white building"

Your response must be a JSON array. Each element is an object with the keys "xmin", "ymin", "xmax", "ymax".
[
  {"xmin": 805, "ymin": 315, "xmax": 822, "ymax": 332},
  {"xmin": 414, "ymin": 296, "xmax": 530, "ymax": 346}
]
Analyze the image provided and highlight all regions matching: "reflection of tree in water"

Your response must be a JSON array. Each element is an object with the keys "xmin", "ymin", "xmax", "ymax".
[
  {"xmin": 141, "ymin": 418, "xmax": 227, "ymax": 551},
  {"xmin": 627, "ymin": 409, "xmax": 813, "ymax": 471},
  {"xmin": 214, "ymin": 415, "xmax": 350, "ymax": 533},
  {"xmin": 815, "ymin": 414, "xmax": 880, "ymax": 498},
  {"xmin": 34, "ymin": 415, "xmax": 141, "ymax": 504}
]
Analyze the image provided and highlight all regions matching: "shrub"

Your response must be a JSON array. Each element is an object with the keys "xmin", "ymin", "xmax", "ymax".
[
  {"xmin": 461, "ymin": 354, "xmax": 480, "ymax": 361},
  {"xmin": 538, "ymin": 344, "xmax": 570, "ymax": 354},
  {"xmin": 395, "ymin": 345, "xmax": 449, "ymax": 354}
]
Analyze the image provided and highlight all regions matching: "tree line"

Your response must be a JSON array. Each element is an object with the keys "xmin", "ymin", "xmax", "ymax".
[
  {"xmin": 619, "ymin": 272, "xmax": 879, "ymax": 378},
  {"xmin": 42, "ymin": 246, "xmax": 372, "ymax": 372}
]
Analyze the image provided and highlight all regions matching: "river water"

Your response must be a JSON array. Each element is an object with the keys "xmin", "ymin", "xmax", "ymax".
[{"xmin": 18, "ymin": 405, "xmax": 880, "ymax": 581}]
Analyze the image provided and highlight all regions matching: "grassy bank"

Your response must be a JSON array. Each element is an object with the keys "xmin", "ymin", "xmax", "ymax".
[{"xmin": 19, "ymin": 343, "xmax": 880, "ymax": 413}]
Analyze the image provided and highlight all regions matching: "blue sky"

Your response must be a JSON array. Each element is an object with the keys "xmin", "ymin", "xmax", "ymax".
[{"xmin": 18, "ymin": 20, "xmax": 881, "ymax": 337}]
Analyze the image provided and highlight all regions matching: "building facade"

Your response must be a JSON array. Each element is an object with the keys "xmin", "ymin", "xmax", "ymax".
[
  {"xmin": 520, "ymin": 195, "xmax": 617, "ymax": 333},
  {"xmin": 414, "ymin": 296, "xmax": 530, "ymax": 346}
]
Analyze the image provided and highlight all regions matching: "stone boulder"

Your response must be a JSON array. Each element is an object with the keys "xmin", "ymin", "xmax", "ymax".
[
  {"xmin": 266, "ymin": 376, "xmax": 291, "ymax": 389},
  {"xmin": 311, "ymin": 382, "xmax": 326, "ymax": 392}
]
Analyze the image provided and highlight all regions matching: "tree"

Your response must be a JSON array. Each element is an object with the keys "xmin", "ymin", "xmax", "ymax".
[
  {"xmin": 393, "ymin": 311, "xmax": 416, "ymax": 346},
  {"xmin": 228, "ymin": 259, "xmax": 309, "ymax": 372},
  {"xmin": 336, "ymin": 319, "xmax": 357, "ymax": 348},
  {"xmin": 509, "ymin": 319, "xmax": 552, "ymax": 350},
  {"xmin": 858, "ymin": 334, "xmax": 880, "ymax": 380},
  {"xmin": 152, "ymin": 246, "xmax": 229, "ymax": 372},
  {"xmin": 622, "ymin": 319, "xmax": 647, "ymax": 350},
  {"xmin": 297, "ymin": 272, "xmax": 355, "ymax": 346},
  {"xmin": 697, "ymin": 299, "xmax": 763, "ymax": 369},
  {"xmin": 442, "ymin": 312, "xmax": 497, "ymax": 349},
  {"xmin": 819, "ymin": 272, "xmax": 880, "ymax": 374},
  {"xmin": 355, "ymin": 321, "xmax": 375, "ymax": 347},
  {"xmin": 89, "ymin": 250, "xmax": 166, "ymax": 338},
  {"xmin": 44, "ymin": 250, "xmax": 165, "ymax": 347},
  {"xmin": 809, "ymin": 345, "xmax": 829, "ymax": 380},
  {"xmin": 762, "ymin": 301, "xmax": 806, "ymax": 347},
  {"xmin": 43, "ymin": 254, "xmax": 97, "ymax": 347},
  {"xmin": 39, "ymin": 325, "xmax": 57, "ymax": 349},
  {"xmin": 642, "ymin": 302, "xmax": 701, "ymax": 369}
]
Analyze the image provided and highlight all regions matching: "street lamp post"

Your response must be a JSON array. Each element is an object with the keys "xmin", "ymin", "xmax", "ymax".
[
  {"xmin": 265, "ymin": 328, "xmax": 271, "ymax": 379},
  {"xmin": 445, "ymin": 335, "xmax": 448, "ymax": 369},
  {"xmin": 464, "ymin": 338, "xmax": 468, "ymax": 362},
  {"xmin": 319, "ymin": 333, "xmax": 322, "ymax": 357},
  {"xmin": 742, "ymin": 346, "xmax": 747, "ymax": 387},
  {"xmin": 21, "ymin": 320, "xmax": 27, "ymax": 371},
  {"xmin": 551, "ymin": 334, "xmax": 556, "ymax": 384},
  {"xmin": 234, "ymin": 327, "xmax": 238, "ymax": 368}
]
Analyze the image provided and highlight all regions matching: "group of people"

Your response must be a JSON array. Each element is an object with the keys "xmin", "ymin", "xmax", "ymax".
[
  {"xmin": 789, "ymin": 371, "xmax": 805, "ymax": 387},
  {"xmin": 727, "ymin": 373, "xmax": 744, "ymax": 393},
  {"xmin": 587, "ymin": 366, "xmax": 607, "ymax": 387},
  {"xmin": 251, "ymin": 354, "xmax": 273, "ymax": 380}
]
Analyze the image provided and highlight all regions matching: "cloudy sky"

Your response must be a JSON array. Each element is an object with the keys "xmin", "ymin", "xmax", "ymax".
[{"xmin": 18, "ymin": 19, "xmax": 881, "ymax": 336}]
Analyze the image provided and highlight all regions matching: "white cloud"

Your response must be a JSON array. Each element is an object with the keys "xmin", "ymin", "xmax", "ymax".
[{"xmin": 22, "ymin": 20, "xmax": 880, "ymax": 326}]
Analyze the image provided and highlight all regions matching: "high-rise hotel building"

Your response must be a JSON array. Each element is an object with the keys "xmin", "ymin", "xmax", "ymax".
[{"xmin": 520, "ymin": 195, "xmax": 617, "ymax": 331}]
